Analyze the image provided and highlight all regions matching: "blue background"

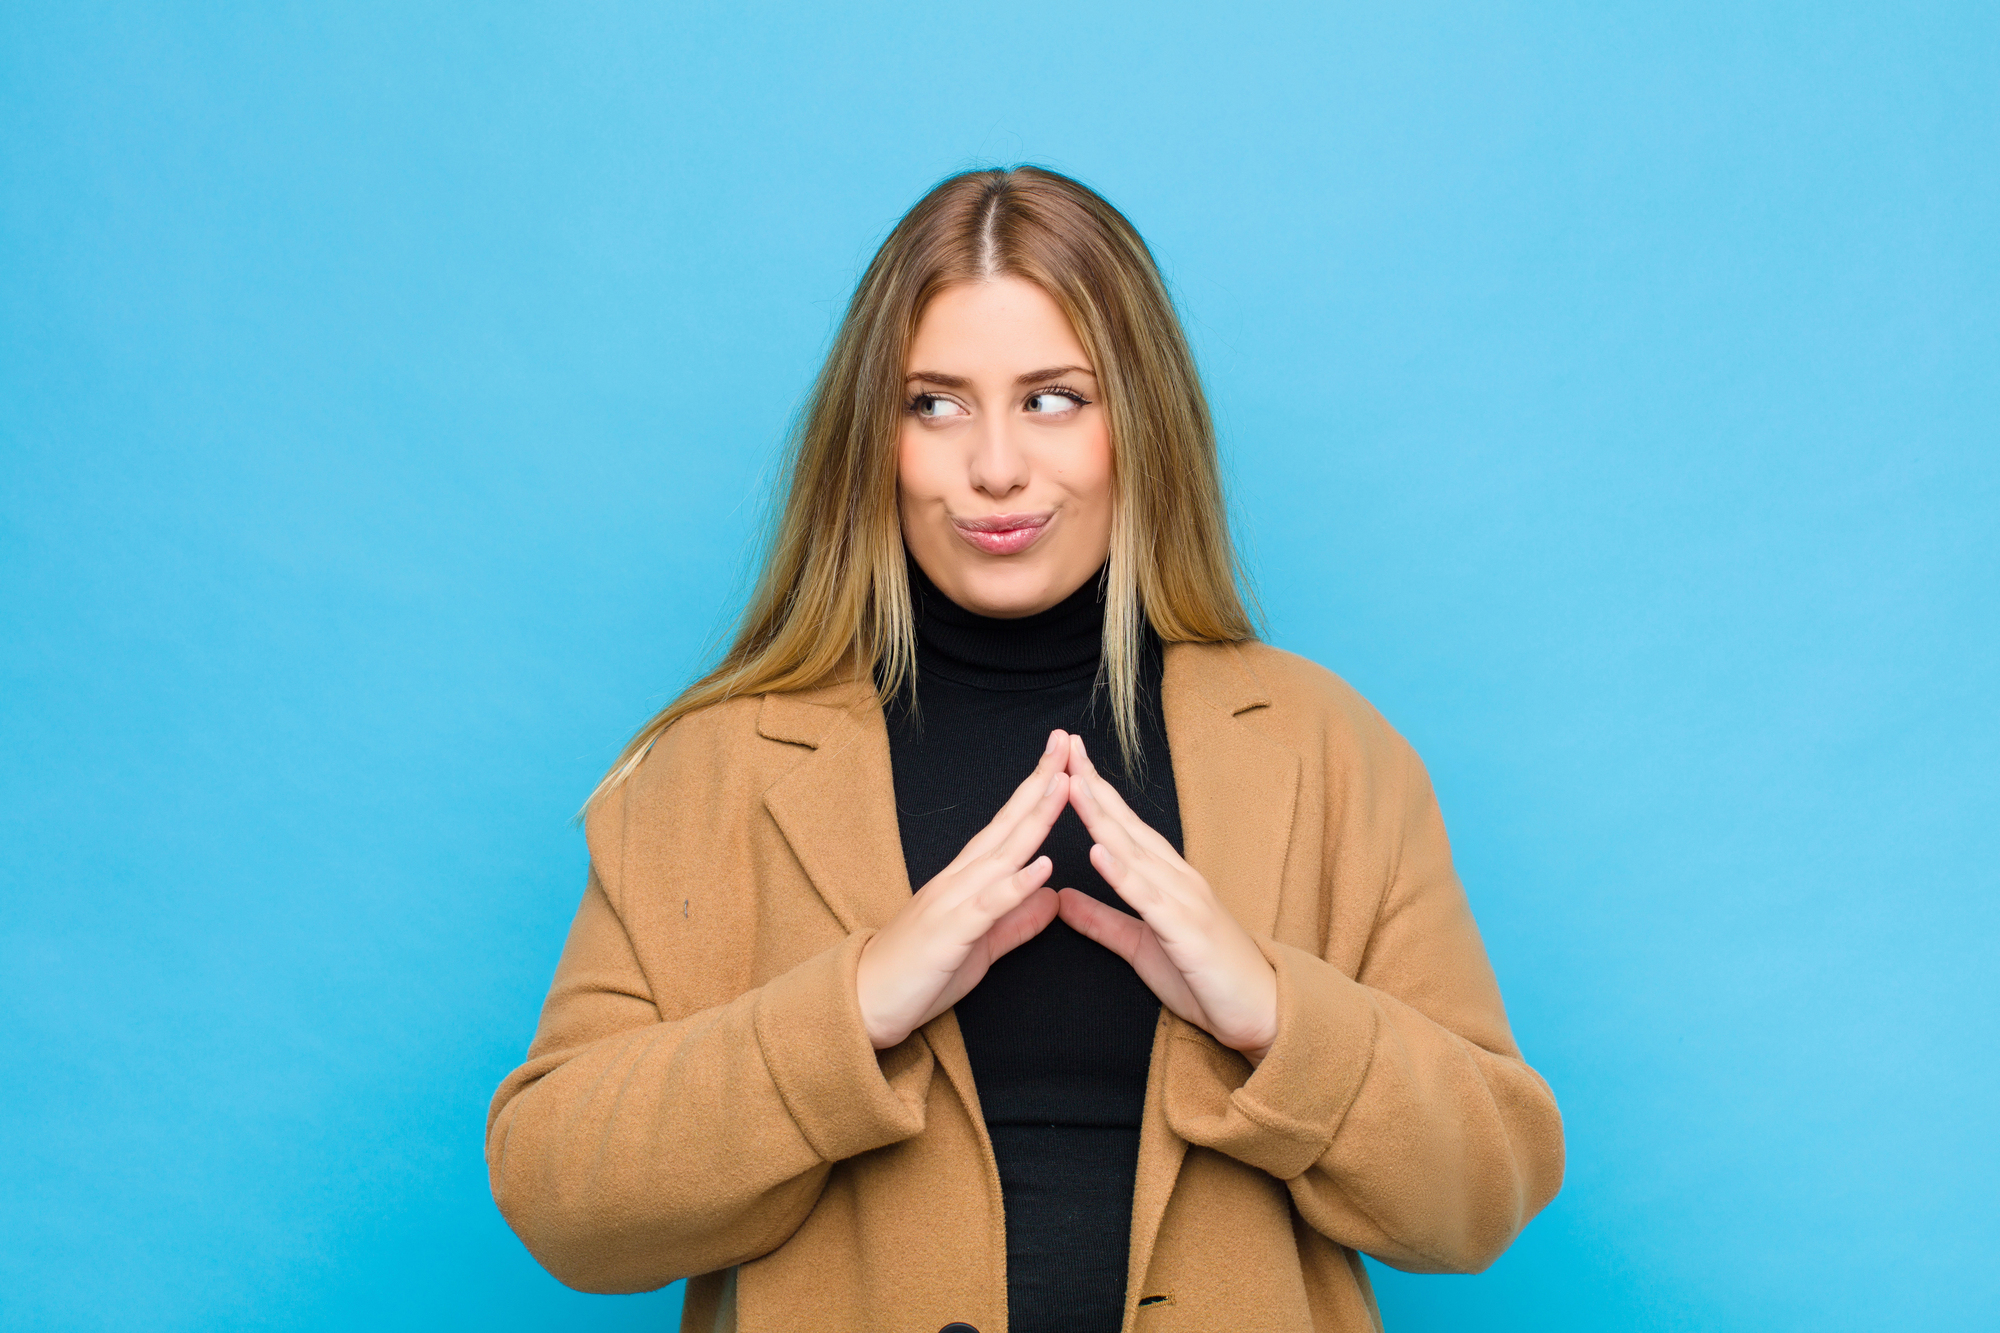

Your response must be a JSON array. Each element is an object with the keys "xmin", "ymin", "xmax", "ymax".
[{"xmin": 3, "ymin": 3, "xmax": 1994, "ymax": 1329}]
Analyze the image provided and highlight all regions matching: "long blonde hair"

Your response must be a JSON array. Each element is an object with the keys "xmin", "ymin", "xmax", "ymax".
[{"xmin": 585, "ymin": 165, "xmax": 1254, "ymax": 812}]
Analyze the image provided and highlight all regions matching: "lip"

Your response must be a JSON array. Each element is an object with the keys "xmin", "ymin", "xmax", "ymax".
[{"xmin": 950, "ymin": 511, "xmax": 1053, "ymax": 557}]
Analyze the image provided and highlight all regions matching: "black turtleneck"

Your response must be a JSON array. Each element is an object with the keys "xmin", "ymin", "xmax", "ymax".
[{"xmin": 882, "ymin": 561, "xmax": 1183, "ymax": 1333}]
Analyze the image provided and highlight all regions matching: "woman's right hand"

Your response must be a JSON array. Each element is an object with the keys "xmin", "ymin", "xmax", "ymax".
[{"xmin": 855, "ymin": 729, "xmax": 1072, "ymax": 1049}]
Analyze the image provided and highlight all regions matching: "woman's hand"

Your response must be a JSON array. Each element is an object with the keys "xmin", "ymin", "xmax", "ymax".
[
  {"xmin": 1056, "ymin": 735, "xmax": 1280, "ymax": 1064},
  {"xmin": 855, "ymin": 729, "xmax": 1071, "ymax": 1049}
]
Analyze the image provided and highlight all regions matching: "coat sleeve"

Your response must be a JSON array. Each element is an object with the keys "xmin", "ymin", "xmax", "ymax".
[
  {"xmin": 485, "ymin": 869, "xmax": 935, "ymax": 1294},
  {"xmin": 1161, "ymin": 740, "xmax": 1564, "ymax": 1274}
]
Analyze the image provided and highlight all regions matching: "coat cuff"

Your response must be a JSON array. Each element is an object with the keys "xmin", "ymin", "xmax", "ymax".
[
  {"xmin": 754, "ymin": 930, "xmax": 933, "ymax": 1163},
  {"xmin": 1162, "ymin": 937, "xmax": 1379, "ymax": 1180}
]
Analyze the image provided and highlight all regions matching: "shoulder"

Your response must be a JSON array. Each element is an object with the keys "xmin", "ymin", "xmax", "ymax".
[
  {"xmin": 581, "ymin": 695, "xmax": 761, "ymax": 892},
  {"xmin": 1172, "ymin": 639, "xmax": 1416, "ymax": 777},
  {"xmin": 582, "ymin": 680, "xmax": 867, "ymax": 900},
  {"xmin": 1174, "ymin": 641, "xmax": 1449, "ymax": 895}
]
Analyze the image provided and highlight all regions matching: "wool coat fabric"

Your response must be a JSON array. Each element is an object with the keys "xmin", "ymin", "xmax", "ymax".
[{"xmin": 487, "ymin": 641, "xmax": 1565, "ymax": 1332}]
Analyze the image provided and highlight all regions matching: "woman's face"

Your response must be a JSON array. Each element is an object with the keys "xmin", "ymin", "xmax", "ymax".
[{"xmin": 897, "ymin": 277, "xmax": 1114, "ymax": 619}]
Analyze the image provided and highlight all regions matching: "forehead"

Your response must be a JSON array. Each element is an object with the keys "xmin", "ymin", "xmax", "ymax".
[{"xmin": 907, "ymin": 278, "xmax": 1091, "ymax": 373}]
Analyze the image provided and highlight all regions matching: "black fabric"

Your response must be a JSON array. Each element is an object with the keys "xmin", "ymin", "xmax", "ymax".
[{"xmin": 882, "ymin": 560, "xmax": 1182, "ymax": 1333}]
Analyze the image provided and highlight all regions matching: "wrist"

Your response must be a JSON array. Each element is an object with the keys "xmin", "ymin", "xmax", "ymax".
[
  {"xmin": 1226, "ymin": 1022, "xmax": 1276, "ymax": 1068},
  {"xmin": 1225, "ymin": 960, "xmax": 1280, "ymax": 1067},
  {"xmin": 854, "ymin": 932, "xmax": 907, "ymax": 1050}
]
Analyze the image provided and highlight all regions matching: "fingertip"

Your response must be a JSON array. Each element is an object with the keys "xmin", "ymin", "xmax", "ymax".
[{"xmin": 1015, "ymin": 854, "xmax": 1055, "ymax": 892}]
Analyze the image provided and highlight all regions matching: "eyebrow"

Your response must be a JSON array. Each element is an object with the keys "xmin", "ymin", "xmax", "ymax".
[{"xmin": 905, "ymin": 364, "xmax": 1098, "ymax": 388}]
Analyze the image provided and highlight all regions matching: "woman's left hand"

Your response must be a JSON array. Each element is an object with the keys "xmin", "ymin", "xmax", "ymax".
[{"xmin": 1055, "ymin": 735, "xmax": 1280, "ymax": 1065}]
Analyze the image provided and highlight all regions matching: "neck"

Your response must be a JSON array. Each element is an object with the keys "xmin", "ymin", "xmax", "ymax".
[{"xmin": 907, "ymin": 558, "xmax": 1106, "ymax": 691}]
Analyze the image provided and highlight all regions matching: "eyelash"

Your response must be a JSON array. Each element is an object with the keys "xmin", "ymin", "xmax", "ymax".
[
  {"xmin": 903, "ymin": 387, "xmax": 1092, "ymax": 414},
  {"xmin": 1027, "ymin": 386, "xmax": 1091, "ymax": 409}
]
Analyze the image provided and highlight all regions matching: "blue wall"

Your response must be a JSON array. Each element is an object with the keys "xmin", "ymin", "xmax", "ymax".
[{"xmin": 3, "ymin": 4, "xmax": 1994, "ymax": 1329}]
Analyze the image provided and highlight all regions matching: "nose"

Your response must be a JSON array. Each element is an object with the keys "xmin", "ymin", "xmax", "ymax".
[{"xmin": 965, "ymin": 413, "xmax": 1029, "ymax": 500}]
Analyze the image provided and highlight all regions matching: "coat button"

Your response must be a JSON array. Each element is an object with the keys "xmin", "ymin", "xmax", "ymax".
[{"xmin": 939, "ymin": 1325, "xmax": 979, "ymax": 1333}]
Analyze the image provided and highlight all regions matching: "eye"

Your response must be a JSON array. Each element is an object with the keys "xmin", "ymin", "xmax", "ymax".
[
  {"xmin": 908, "ymin": 393, "xmax": 968, "ymax": 420},
  {"xmin": 1025, "ymin": 388, "xmax": 1088, "ymax": 415}
]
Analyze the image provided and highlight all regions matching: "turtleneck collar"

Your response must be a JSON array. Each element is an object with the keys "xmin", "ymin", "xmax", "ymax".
[{"xmin": 908, "ymin": 556, "xmax": 1106, "ymax": 692}]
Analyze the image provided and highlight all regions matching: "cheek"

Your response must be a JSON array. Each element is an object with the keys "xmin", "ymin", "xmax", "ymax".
[
  {"xmin": 896, "ymin": 425, "xmax": 939, "ymax": 503},
  {"xmin": 1065, "ymin": 421, "xmax": 1116, "ymax": 511}
]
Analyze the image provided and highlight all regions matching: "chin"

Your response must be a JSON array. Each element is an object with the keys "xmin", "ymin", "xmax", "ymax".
[{"xmin": 946, "ymin": 560, "xmax": 1075, "ymax": 619}]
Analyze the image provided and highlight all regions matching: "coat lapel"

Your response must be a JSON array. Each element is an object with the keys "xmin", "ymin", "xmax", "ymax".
[
  {"xmin": 757, "ymin": 677, "xmax": 993, "ymax": 1155},
  {"xmin": 758, "ymin": 679, "xmax": 912, "ymax": 934},
  {"xmin": 1125, "ymin": 643, "xmax": 1302, "ymax": 1317},
  {"xmin": 1162, "ymin": 642, "xmax": 1300, "ymax": 940}
]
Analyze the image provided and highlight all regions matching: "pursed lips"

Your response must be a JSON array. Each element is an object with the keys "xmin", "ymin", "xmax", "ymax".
[{"xmin": 950, "ymin": 511, "xmax": 1052, "ymax": 556}]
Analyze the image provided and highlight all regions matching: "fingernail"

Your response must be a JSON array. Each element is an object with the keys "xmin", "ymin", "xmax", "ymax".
[
  {"xmin": 1046, "ymin": 775, "xmax": 1061, "ymax": 797},
  {"xmin": 1045, "ymin": 730, "xmax": 1061, "ymax": 756}
]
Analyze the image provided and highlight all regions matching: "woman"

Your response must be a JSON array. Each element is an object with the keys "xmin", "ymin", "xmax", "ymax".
[{"xmin": 487, "ymin": 166, "xmax": 1563, "ymax": 1333}]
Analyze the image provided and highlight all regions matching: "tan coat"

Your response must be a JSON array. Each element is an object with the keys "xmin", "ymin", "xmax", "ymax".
[{"xmin": 487, "ymin": 642, "xmax": 1564, "ymax": 1332}]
